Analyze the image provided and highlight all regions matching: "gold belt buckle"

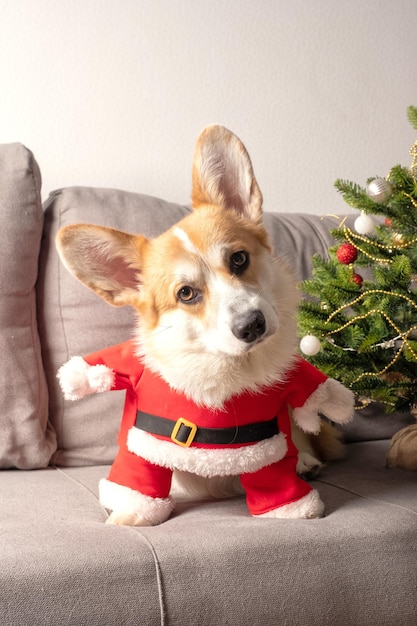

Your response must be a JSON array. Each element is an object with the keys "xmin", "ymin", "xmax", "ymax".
[{"xmin": 171, "ymin": 417, "xmax": 197, "ymax": 447}]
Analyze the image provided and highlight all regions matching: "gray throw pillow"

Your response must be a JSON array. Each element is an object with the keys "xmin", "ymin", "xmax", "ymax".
[{"xmin": 0, "ymin": 143, "xmax": 56, "ymax": 468}]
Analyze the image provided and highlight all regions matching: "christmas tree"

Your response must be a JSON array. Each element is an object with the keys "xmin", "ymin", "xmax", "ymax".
[{"xmin": 298, "ymin": 106, "xmax": 417, "ymax": 414}]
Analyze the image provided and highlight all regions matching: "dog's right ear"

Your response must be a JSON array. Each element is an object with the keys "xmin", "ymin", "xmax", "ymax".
[
  {"xmin": 56, "ymin": 224, "xmax": 147, "ymax": 306},
  {"xmin": 191, "ymin": 124, "xmax": 263, "ymax": 224}
]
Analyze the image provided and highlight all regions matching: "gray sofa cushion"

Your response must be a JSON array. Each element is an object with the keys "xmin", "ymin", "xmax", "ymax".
[
  {"xmin": 1, "ymin": 440, "xmax": 416, "ymax": 625},
  {"xmin": 0, "ymin": 143, "xmax": 56, "ymax": 469}
]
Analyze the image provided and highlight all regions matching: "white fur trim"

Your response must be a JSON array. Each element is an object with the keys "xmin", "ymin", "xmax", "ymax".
[
  {"xmin": 293, "ymin": 378, "xmax": 355, "ymax": 434},
  {"xmin": 57, "ymin": 357, "xmax": 114, "ymax": 401},
  {"xmin": 57, "ymin": 356, "xmax": 91, "ymax": 401},
  {"xmin": 126, "ymin": 428, "xmax": 287, "ymax": 478},
  {"xmin": 87, "ymin": 364, "xmax": 115, "ymax": 393},
  {"xmin": 255, "ymin": 488, "xmax": 325, "ymax": 519},
  {"xmin": 99, "ymin": 478, "xmax": 174, "ymax": 525}
]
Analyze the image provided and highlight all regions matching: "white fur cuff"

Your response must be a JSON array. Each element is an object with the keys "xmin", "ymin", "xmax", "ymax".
[
  {"xmin": 127, "ymin": 428, "xmax": 288, "ymax": 478},
  {"xmin": 57, "ymin": 356, "xmax": 114, "ymax": 400},
  {"xmin": 293, "ymin": 378, "xmax": 355, "ymax": 434},
  {"xmin": 99, "ymin": 478, "xmax": 174, "ymax": 525},
  {"xmin": 255, "ymin": 488, "xmax": 325, "ymax": 519}
]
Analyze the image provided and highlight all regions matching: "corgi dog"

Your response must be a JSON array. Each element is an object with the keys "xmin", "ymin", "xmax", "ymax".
[{"xmin": 57, "ymin": 125, "xmax": 354, "ymax": 526}]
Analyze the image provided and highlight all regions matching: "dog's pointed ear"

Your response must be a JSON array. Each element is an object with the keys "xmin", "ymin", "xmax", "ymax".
[
  {"xmin": 191, "ymin": 124, "xmax": 263, "ymax": 224},
  {"xmin": 56, "ymin": 224, "xmax": 147, "ymax": 306}
]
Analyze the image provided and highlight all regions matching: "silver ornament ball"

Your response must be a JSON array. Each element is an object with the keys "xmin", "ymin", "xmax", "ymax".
[{"xmin": 366, "ymin": 178, "xmax": 393, "ymax": 204}]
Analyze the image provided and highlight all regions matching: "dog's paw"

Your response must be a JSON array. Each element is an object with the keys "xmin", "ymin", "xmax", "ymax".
[
  {"xmin": 296, "ymin": 451, "xmax": 324, "ymax": 480},
  {"xmin": 105, "ymin": 511, "xmax": 154, "ymax": 527},
  {"xmin": 99, "ymin": 479, "xmax": 174, "ymax": 526},
  {"xmin": 255, "ymin": 489, "xmax": 325, "ymax": 520}
]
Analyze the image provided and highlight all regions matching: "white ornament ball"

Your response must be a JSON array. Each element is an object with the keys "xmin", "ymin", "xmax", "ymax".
[
  {"xmin": 366, "ymin": 178, "xmax": 393, "ymax": 204},
  {"xmin": 354, "ymin": 212, "xmax": 375, "ymax": 235},
  {"xmin": 300, "ymin": 334, "xmax": 321, "ymax": 356}
]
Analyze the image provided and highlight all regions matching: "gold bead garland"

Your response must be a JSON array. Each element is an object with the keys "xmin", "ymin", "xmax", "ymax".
[
  {"xmin": 402, "ymin": 192, "xmax": 417, "ymax": 209},
  {"xmin": 326, "ymin": 289, "xmax": 417, "ymax": 324},
  {"xmin": 320, "ymin": 289, "xmax": 417, "ymax": 386},
  {"xmin": 355, "ymin": 397, "xmax": 373, "ymax": 410},
  {"xmin": 410, "ymin": 139, "xmax": 417, "ymax": 177},
  {"xmin": 342, "ymin": 225, "xmax": 417, "ymax": 263}
]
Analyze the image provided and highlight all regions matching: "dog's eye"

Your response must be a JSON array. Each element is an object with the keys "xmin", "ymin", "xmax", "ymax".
[
  {"xmin": 230, "ymin": 250, "xmax": 249, "ymax": 275},
  {"xmin": 177, "ymin": 286, "xmax": 199, "ymax": 304}
]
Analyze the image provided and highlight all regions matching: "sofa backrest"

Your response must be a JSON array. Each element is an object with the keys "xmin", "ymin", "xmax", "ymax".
[{"xmin": 0, "ymin": 143, "xmax": 412, "ymax": 469}]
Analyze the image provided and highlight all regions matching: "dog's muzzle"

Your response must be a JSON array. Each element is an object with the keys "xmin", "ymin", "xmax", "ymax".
[{"xmin": 232, "ymin": 309, "xmax": 266, "ymax": 344}]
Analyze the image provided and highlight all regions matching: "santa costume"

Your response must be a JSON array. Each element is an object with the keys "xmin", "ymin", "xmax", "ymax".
[{"xmin": 58, "ymin": 340, "xmax": 352, "ymax": 523}]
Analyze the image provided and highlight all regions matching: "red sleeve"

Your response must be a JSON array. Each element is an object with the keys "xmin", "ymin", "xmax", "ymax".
[
  {"xmin": 283, "ymin": 356, "xmax": 328, "ymax": 409},
  {"xmin": 84, "ymin": 339, "xmax": 144, "ymax": 391}
]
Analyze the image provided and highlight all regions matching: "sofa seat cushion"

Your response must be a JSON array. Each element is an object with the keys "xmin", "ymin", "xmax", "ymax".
[
  {"xmin": 0, "ymin": 465, "xmax": 163, "ymax": 626},
  {"xmin": 1, "ymin": 440, "xmax": 416, "ymax": 626}
]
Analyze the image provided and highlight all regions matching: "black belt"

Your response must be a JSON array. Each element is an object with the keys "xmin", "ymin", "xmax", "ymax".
[{"xmin": 135, "ymin": 410, "xmax": 279, "ymax": 448}]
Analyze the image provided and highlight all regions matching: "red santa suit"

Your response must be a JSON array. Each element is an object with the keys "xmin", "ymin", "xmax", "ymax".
[{"xmin": 76, "ymin": 340, "xmax": 331, "ymax": 518}]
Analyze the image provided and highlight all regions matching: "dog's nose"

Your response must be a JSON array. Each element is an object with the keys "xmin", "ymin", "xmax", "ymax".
[{"xmin": 232, "ymin": 310, "xmax": 266, "ymax": 343}]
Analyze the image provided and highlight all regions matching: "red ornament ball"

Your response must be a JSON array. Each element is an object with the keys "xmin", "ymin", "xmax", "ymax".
[
  {"xmin": 351, "ymin": 272, "xmax": 363, "ymax": 286},
  {"xmin": 336, "ymin": 243, "xmax": 358, "ymax": 265}
]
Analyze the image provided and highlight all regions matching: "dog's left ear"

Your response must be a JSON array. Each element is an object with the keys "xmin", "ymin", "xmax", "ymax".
[
  {"xmin": 191, "ymin": 125, "xmax": 263, "ymax": 224},
  {"xmin": 56, "ymin": 224, "xmax": 147, "ymax": 307}
]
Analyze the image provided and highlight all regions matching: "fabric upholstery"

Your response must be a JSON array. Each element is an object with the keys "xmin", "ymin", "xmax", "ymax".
[
  {"xmin": 0, "ymin": 466, "xmax": 163, "ymax": 626},
  {"xmin": 0, "ymin": 143, "xmax": 56, "ymax": 468},
  {"xmin": 1, "ymin": 441, "xmax": 416, "ymax": 625}
]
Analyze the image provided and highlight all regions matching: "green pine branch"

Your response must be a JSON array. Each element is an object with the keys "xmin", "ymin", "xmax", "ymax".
[
  {"xmin": 298, "ymin": 106, "xmax": 417, "ymax": 413},
  {"xmin": 334, "ymin": 179, "xmax": 378, "ymax": 212},
  {"xmin": 407, "ymin": 105, "xmax": 417, "ymax": 131}
]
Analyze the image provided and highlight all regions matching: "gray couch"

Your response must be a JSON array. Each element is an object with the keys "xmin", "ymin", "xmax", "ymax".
[{"xmin": 1, "ymin": 143, "xmax": 416, "ymax": 626}]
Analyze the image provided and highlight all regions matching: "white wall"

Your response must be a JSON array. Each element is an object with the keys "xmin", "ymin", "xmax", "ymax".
[{"xmin": 1, "ymin": 0, "xmax": 416, "ymax": 214}]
